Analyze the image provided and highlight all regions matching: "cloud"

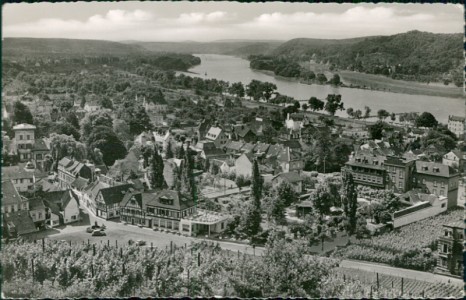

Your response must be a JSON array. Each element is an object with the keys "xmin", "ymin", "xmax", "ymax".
[{"xmin": 2, "ymin": 6, "xmax": 461, "ymax": 41}]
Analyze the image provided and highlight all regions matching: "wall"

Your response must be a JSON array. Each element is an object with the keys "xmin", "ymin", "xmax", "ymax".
[{"xmin": 393, "ymin": 199, "xmax": 447, "ymax": 228}]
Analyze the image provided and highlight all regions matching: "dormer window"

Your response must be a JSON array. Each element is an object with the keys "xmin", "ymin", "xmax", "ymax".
[{"xmin": 433, "ymin": 167, "xmax": 440, "ymax": 173}]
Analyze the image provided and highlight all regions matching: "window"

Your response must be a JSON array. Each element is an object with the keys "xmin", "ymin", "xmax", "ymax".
[
  {"xmin": 71, "ymin": 215, "xmax": 77, "ymax": 220},
  {"xmin": 443, "ymin": 244, "xmax": 448, "ymax": 253},
  {"xmin": 433, "ymin": 189, "xmax": 437, "ymax": 195},
  {"xmin": 440, "ymin": 190, "xmax": 444, "ymax": 196},
  {"xmin": 221, "ymin": 222, "xmax": 225, "ymax": 230},
  {"xmin": 19, "ymin": 135, "xmax": 23, "ymax": 140},
  {"xmin": 27, "ymin": 135, "xmax": 30, "ymax": 140},
  {"xmin": 441, "ymin": 203, "xmax": 446, "ymax": 208},
  {"xmin": 433, "ymin": 181, "xmax": 437, "ymax": 187}
]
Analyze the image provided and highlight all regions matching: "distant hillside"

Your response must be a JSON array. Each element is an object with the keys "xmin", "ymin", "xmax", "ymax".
[
  {"xmin": 2, "ymin": 37, "xmax": 146, "ymax": 57},
  {"xmin": 128, "ymin": 40, "xmax": 282, "ymax": 56},
  {"xmin": 272, "ymin": 31, "xmax": 463, "ymax": 84}
]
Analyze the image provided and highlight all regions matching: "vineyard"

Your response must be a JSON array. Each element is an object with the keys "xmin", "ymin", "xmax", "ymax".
[
  {"xmin": 326, "ymin": 267, "xmax": 463, "ymax": 299},
  {"xmin": 333, "ymin": 208, "xmax": 463, "ymax": 271},
  {"xmin": 1, "ymin": 236, "xmax": 456, "ymax": 298}
]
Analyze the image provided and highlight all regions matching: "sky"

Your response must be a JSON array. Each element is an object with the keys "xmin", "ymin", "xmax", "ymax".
[{"xmin": 2, "ymin": 2, "xmax": 464, "ymax": 42}]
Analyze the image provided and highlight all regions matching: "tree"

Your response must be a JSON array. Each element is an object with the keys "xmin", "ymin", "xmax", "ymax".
[
  {"xmin": 265, "ymin": 194, "xmax": 287, "ymax": 225},
  {"xmin": 390, "ymin": 112, "xmax": 396, "ymax": 122},
  {"xmin": 239, "ymin": 202, "xmax": 262, "ymax": 239},
  {"xmin": 368, "ymin": 120, "xmax": 386, "ymax": 139},
  {"xmin": 52, "ymin": 122, "xmax": 81, "ymax": 141},
  {"xmin": 176, "ymin": 144, "xmax": 185, "ymax": 159},
  {"xmin": 150, "ymin": 146, "xmax": 165, "ymax": 190},
  {"xmin": 100, "ymin": 97, "xmax": 113, "ymax": 110},
  {"xmin": 113, "ymin": 119, "xmax": 132, "ymax": 142},
  {"xmin": 354, "ymin": 214, "xmax": 370, "ymax": 240},
  {"xmin": 80, "ymin": 111, "xmax": 113, "ymax": 139},
  {"xmin": 13, "ymin": 101, "xmax": 33, "ymax": 125},
  {"xmin": 165, "ymin": 140, "xmax": 174, "ymax": 159},
  {"xmin": 324, "ymin": 94, "xmax": 344, "ymax": 116},
  {"xmin": 346, "ymin": 107, "xmax": 354, "ymax": 118},
  {"xmin": 377, "ymin": 109, "xmax": 390, "ymax": 120},
  {"xmin": 341, "ymin": 171, "xmax": 358, "ymax": 235},
  {"xmin": 308, "ymin": 97, "xmax": 324, "ymax": 111},
  {"xmin": 276, "ymin": 181, "xmax": 298, "ymax": 207},
  {"xmin": 251, "ymin": 159, "xmax": 263, "ymax": 209},
  {"xmin": 316, "ymin": 73, "xmax": 327, "ymax": 84},
  {"xmin": 415, "ymin": 112, "xmax": 438, "ymax": 128},
  {"xmin": 65, "ymin": 113, "xmax": 80, "ymax": 129},
  {"xmin": 364, "ymin": 106, "xmax": 371, "ymax": 119},
  {"xmin": 302, "ymin": 103, "xmax": 309, "ymax": 111},
  {"xmin": 229, "ymin": 82, "xmax": 245, "ymax": 98},
  {"xmin": 313, "ymin": 184, "xmax": 332, "ymax": 218},
  {"xmin": 353, "ymin": 109, "xmax": 362, "ymax": 119},
  {"xmin": 129, "ymin": 107, "xmax": 153, "ymax": 136},
  {"xmin": 87, "ymin": 126, "xmax": 127, "ymax": 166},
  {"xmin": 329, "ymin": 74, "xmax": 341, "ymax": 85},
  {"xmin": 49, "ymin": 133, "xmax": 87, "ymax": 171},
  {"xmin": 180, "ymin": 147, "xmax": 195, "ymax": 199}
]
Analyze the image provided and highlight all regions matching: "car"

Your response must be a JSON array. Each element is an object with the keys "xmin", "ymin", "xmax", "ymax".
[
  {"xmin": 92, "ymin": 230, "xmax": 106, "ymax": 236},
  {"xmin": 135, "ymin": 240, "xmax": 146, "ymax": 246},
  {"xmin": 86, "ymin": 227, "xmax": 94, "ymax": 233}
]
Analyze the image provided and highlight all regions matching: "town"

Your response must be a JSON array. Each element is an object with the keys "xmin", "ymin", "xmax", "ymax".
[{"xmin": 1, "ymin": 3, "xmax": 465, "ymax": 299}]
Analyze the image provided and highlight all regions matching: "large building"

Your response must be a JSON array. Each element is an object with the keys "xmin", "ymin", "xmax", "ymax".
[
  {"xmin": 13, "ymin": 123, "xmax": 36, "ymax": 161},
  {"xmin": 345, "ymin": 151, "xmax": 387, "ymax": 189},
  {"xmin": 413, "ymin": 161, "xmax": 460, "ymax": 208},
  {"xmin": 447, "ymin": 115, "xmax": 465, "ymax": 138},
  {"xmin": 205, "ymin": 126, "xmax": 229, "ymax": 148},
  {"xmin": 384, "ymin": 156, "xmax": 416, "ymax": 193}
]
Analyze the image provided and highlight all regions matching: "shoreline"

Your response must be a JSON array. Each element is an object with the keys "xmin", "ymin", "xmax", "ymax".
[{"xmin": 251, "ymin": 68, "xmax": 464, "ymax": 99}]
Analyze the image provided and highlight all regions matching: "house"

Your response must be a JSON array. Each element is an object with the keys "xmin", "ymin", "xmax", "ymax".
[
  {"xmin": 435, "ymin": 221, "xmax": 464, "ymax": 277},
  {"xmin": 235, "ymin": 153, "xmax": 254, "ymax": 177},
  {"xmin": 272, "ymin": 172, "xmax": 303, "ymax": 194},
  {"xmin": 210, "ymin": 158, "xmax": 234, "ymax": 174},
  {"xmin": 279, "ymin": 128, "xmax": 301, "ymax": 142},
  {"xmin": 234, "ymin": 125, "xmax": 257, "ymax": 143},
  {"xmin": 28, "ymin": 197, "xmax": 47, "ymax": 228},
  {"xmin": 83, "ymin": 100, "xmax": 101, "ymax": 112},
  {"xmin": 194, "ymin": 141, "xmax": 228, "ymax": 160},
  {"xmin": 277, "ymin": 147, "xmax": 304, "ymax": 173},
  {"xmin": 134, "ymin": 131, "xmax": 154, "ymax": 146},
  {"xmin": 3, "ymin": 210, "xmax": 37, "ymax": 238},
  {"xmin": 447, "ymin": 115, "xmax": 465, "ymax": 138},
  {"xmin": 143, "ymin": 96, "xmax": 168, "ymax": 114},
  {"xmin": 43, "ymin": 190, "xmax": 80, "ymax": 225},
  {"xmin": 1, "ymin": 180, "xmax": 29, "ymax": 214},
  {"xmin": 205, "ymin": 126, "xmax": 229, "ymax": 148},
  {"xmin": 197, "ymin": 118, "xmax": 212, "ymax": 141},
  {"xmin": 240, "ymin": 142, "xmax": 256, "ymax": 154},
  {"xmin": 13, "ymin": 123, "xmax": 36, "ymax": 161},
  {"xmin": 31, "ymin": 138, "xmax": 50, "ymax": 171},
  {"xmin": 442, "ymin": 150, "xmax": 463, "ymax": 170},
  {"xmin": 393, "ymin": 192, "xmax": 448, "ymax": 228},
  {"xmin": 57, "ymin": 157, "xmax": 94, "ymax": 189},
  {"xmin": 341, "ymin": 127, "xmax": 369, "ymax": 139},
  {"xmin": 255, "ymin": 142, "xmax": 270, "ymax": 157},
  {"xmin": 224, "ymin": 140, "xmax": 244, "ymax": 156},
  {"xmin": 153, "ymin": 129, "xmax": 174, "ymax": 153},
  {"xmin": 108, "ymin": 147, "xmax": 144, "ymax": 182},
  {"xmin": 413, "ymin": 161, "xmax": 460, "ymax": 208},
  {"xmin": 2, "ymin": 163, "xmax": 36, "ymax": 192},
  {"xmin": 296, "ymin": 201, "xmax": 313, "ymax": 218},
  {"xmin": 120, "ymin": 189, "xmax": 148, "ymax": 226},
  {"xmin": 92, "ymin": 183, "xmax": 133, "ymax": 219},
  {"xmin": 144, "ymin": 189, "xmax": 196, "ymax": 230},
  {"xmin": 285, "ymin": 113, "xmax": 310, "ymax": 130}
]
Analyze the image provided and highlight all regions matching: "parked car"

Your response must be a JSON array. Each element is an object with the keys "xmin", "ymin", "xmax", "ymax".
[
  {"xmin": 136, "ymin": 240, "xmax": 146, "ymax": 246},
  {"xmin": 86, "ymin": 227, "xmax": 94, "ymax": 233},
  {"xmin": 92, "ymin": 230, "xmax": 106, "ymax": 236}
]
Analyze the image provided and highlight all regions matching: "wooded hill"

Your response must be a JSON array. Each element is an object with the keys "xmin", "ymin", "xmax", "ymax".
[
  {"xmin": 2, "ymin": 38, "xmax": 146, "ymax": 57},
  {"xmin": 271, "ymin": 31, "xmax": 463, "ymax": 83}
]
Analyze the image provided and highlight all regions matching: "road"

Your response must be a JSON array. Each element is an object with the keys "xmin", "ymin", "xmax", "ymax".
[{"xmin": 32, "ymin": 204, "xmax": 461, "ymax": 285}]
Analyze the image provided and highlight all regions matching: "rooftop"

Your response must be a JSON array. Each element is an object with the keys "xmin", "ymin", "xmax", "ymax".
[
  {"xmin": 182, "ymin": 209, "xmax": 229, "ymax": 224},
  {"xmin": 415, "ymin": 161, "xmax": 457, "ymax": 178},
  {"xmin": 12, "ymin": 123, "xmax": 36, "ymax": 130}
]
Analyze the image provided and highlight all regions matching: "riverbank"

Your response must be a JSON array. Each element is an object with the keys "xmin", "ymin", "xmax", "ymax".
[{"xmin": 251, "ymin": 67, "xmax": 463, "ymax": 99}]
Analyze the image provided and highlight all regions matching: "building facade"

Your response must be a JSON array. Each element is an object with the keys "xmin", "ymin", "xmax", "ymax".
[
  {"xmin": 13, "ymin": 123, "xmax": 36, "ymax": 161},
  {"xmin": 57, "ymin": 157, "xmax": 93, "ymax": 189},
  {"xmin": 435, "ymin": 221, "xmax": 463, "ymax": 277},
  {"xmin": 447, "ymin": 115, "xmax": 465, "ymax": 138}
]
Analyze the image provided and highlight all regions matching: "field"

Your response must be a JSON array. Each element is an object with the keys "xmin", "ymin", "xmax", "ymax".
[
  {"xmin": 333, "ymin": 208, "xmax": 463, "ymax": 271},
  {"xmin": 339, "ymin": 70, "xmax": 463, "ymax": 98}
]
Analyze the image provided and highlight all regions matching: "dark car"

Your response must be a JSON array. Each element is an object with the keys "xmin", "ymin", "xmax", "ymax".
[
  {"xmin": 92, "ymin": 230, "xmax": 106, "ymax": 236},
  {"xmin": 86, "ymin": 227, "xmax": 94, "ymax": 233},
  {"xmin": 136, "ymin": 240, "xmax": 146, "ymax": 246}
]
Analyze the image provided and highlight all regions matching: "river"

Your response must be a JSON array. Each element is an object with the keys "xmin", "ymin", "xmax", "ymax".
[{"xmin": 179, "ymin": 54, "xmax": 464, "ymax": 124}]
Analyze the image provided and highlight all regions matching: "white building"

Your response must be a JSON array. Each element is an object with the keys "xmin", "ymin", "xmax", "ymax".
[{"xmin": 447, "ymin": 115, "xmax": 465, "ymax": 138}]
